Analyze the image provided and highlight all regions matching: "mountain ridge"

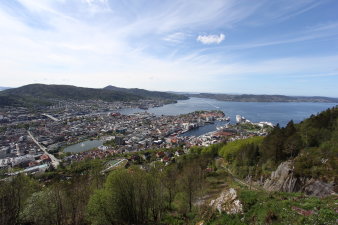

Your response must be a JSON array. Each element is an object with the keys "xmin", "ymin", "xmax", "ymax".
[
  {"xmin": 0, "ymin": 84, "xmax": 187, "ymax": 107},
  {"xmin": 187, "ymin": 93, "xmax": 338, "ymax": 103},
  {"xmin": 104, "ymin": 85, "xmax": 188, "ymax": 101}
]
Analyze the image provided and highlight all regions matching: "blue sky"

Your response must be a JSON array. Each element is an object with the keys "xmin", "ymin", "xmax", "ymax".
[{"xmin": 0, "ymin": 0, "xmax": 337, "ymax": 96}]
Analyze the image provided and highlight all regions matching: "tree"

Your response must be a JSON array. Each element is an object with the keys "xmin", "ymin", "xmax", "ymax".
[
  {"xmin": 283, "ymin": 134, "xmax": 302, "ymax": 158},
  {"xmin": 0, "ymin": 174, "xmax": 38, "ymax": 225},
  {"xmin": 87, "ymin": 167, "xmax": 166, "ymax": 225},
  {"xmin": 179, "ymin": 161, "xmax": 203, "ymax": 212},
  {"xmin": 161, "ymin": 166, "xmax": 178, "ymax": 209},
  {"xmin": 21, "ymin": 189, "xmax": 59, "ymax": 225}
]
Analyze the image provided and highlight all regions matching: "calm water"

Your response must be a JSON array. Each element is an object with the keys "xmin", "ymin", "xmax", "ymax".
[
  {"xmin": 64, "ymin": 140, "xmax": 103, "ymax": 153},
  {"xmin": 119, "ymin": 97, "xmax": 337, "ymax": 136}
]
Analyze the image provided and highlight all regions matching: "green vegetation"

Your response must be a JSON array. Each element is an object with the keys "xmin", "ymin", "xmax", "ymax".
[
  {"xmin": 219, "ymin": 136, "xmax": 263, "ymax": 163},
  {"xmin": 207, "ymin": 190, "xmax": 337, "ymax": 225},
  {"xmin": 238, "ymin": 122, "xmax": 261, "ymax": 131},
  {"xmin": 0, "ymin": 152, "xmax": 214, "ymax": 225},
  {"xmin": 218, "ymin": 107, "xmax": 338, "ymax": 181},
  {"xmin": 103, "ymin": 139, "xmax": 116, "ymax": 147}
]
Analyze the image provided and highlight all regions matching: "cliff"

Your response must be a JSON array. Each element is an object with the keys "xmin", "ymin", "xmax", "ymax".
[{"xmin": 262, "ymin": 161, "xmax": 336, "ymax": 197}]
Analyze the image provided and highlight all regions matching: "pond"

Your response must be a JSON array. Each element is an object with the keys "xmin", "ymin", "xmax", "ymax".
[{"xmin": 63, "ymin": 140, "xmax": 104, "ymax": 153}]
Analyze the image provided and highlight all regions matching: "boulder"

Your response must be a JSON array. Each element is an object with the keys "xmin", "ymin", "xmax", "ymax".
[{"xmin": 209, "ymin": 188, "xmax": 243, "ymax": 214}]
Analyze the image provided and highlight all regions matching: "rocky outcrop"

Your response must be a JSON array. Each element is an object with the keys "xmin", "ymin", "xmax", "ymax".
[
  {"xmin": 209, "ymin": 188, "xmax": 243, "ymax": 214},
  {"xmin": 263, "ymin": 161, "xmax": 335, "ymax": 197}
]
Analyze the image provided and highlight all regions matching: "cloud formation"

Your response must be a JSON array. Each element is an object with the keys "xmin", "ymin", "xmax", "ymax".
[
  {"xmin": 0, "ymin": 0, "xmax": 337, "ymax": 96},
  {"xmin": 196, "ymin": 33, "xmax": 225, "ymax": 44},
  {"xmin": 163, "ymin": 32, "xmax": 187, "ymax": 43}
]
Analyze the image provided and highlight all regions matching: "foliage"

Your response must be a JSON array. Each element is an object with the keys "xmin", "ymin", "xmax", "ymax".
[
  {"xmin": 218, "ymin": 136, "xmax": 263, "ymax": 163},
  {"xmin": 219, "ymin": 107, "xmax": 338, "ymax": 180},
  {"xmin": 201, "ymin": 142, "xmax": 226, "ymax": 157},
  {"xmin": 0, "ymin": 174, "xmax": 39, "ymax": 225},
  {"xmin": 206, "ymin": 189, "xmax": 337, "ymax": 225},
  {"xmin": 103, "ymin": 139, "xmax": 116, "ymax": 147}
]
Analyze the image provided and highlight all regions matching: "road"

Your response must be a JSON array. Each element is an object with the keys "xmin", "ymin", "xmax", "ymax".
[
  {"xmin": 223, "ymin": 166, "xmax": 260, "ymax": 191},
  {"xmin": 27, "ymin": 130, "xmax": 60, "ymax": 168},
  {"xmin": 42, "ymin": 113, "xmax": 59, "ymax": 122}
]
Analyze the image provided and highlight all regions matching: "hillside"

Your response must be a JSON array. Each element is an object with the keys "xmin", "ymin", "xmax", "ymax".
[
  {"xmin": 0, "ymin": 84, "xmax": 187, "ymax": 107},
  {"xmin": 189, "ymin": 93, "xmax": 338, "ymax": 103},
  {"xmin": 104, "ymin": 85, "xmax": 188, "ymax": 100},
  {"xmin": 219, "ymin": 106, "xmax": 338, "ymax": 185}
]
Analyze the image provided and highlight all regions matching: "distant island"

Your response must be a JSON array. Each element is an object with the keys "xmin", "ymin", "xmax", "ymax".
[{"xmin": 187, "ymin": 93, "xmax": 338, "ymax": 103}]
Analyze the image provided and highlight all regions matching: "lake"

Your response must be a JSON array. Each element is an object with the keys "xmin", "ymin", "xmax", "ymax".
[
  {"xmin": 120, "ymin": 97, "xmax": 337, "ymax": 128},
  {"xmin": 64, "ymin": 140, "xmax": 104, "ymax": 153}
]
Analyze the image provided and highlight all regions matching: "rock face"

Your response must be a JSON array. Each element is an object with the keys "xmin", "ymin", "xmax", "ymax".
[
  {"xmin": 209, "ymin": 188, "xmax": 243, "ymax": 214},
  {"xmin": 263, "ymin": 161, "xmax": 335, "ymax": 197}
]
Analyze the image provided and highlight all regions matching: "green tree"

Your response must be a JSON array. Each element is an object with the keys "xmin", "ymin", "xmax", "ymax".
[
  {"xmin": 179, "ymin": 161, "xmax": 203, "ymax": 212},
  {"xmin": 0, "ymin": 174, "xmax": 38, "ymax": 225},
  {"xmin": 21, "ymin": 189, "xmax": 59, "ymax": 225},
  {"xmin": 161, "ymin": 165, "xmax": 178, "ymax": 209},
  {"xmin": 87, "ymin": 167, "xmax": 166, "ymax": 225}
]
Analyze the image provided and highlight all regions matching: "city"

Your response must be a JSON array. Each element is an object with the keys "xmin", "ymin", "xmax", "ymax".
[{"xmin": 0, "ymin": 99, "xmax": 272, "ymax": 176}]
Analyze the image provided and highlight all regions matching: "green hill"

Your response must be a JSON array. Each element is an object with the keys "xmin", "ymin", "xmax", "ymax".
[
  {"xmin": 104, "ymin": 85, "xmax": 188, "ymax": 100},
  {"xmin": 0, "ymin": 84, "xmax": 187, "ymax": 107},
  {"xmin": 219, "ymin": 106, "xmax": 338, "ymax": 181}
]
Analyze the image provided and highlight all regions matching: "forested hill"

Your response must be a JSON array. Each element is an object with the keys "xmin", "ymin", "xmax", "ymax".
[
  {"xmin": 104, "ymin": 85, "xmax": 188, "ymax": 100},
  {"xmin": 0, "ymin": 84, "xmax": 187, "ymax": 107},
  {"xmin": 219, "ymin": 106, "xmax": 338, "ymax": 182},
  {"xmin": 188, "ymin": 93, "xmax": 338, "ymax": 102}
]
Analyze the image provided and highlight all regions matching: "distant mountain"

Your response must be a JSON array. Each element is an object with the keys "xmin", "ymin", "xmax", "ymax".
[
  {"xmin": 0, "ymin": 84, "xmax": 188, "ymax": 107},
  {"xmin": 104, "ymin": 85, "xmax": 188, "ymax": 101},
  {"xmin": 0, "ymin": 84, "xmax": 142, "ymax": 107},
  {"xmin": 0, "ymin": 86, "xmax": 12, "ymax": 91},
  {"xmin": 188, "ymin": 93, "xmax": 338, "ymax": 103}
]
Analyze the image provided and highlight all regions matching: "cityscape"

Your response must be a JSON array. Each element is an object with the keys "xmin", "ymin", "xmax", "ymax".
[{"xmin": 0, "ymin": 98, "xmax": 272, "ymax": 175}]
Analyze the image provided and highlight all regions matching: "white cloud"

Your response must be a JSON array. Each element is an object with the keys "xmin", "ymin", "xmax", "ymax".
[
  {"xmin": 82, "ymin": 0, "xmax": 111, "ymax": 14},
  {"xmin": 163, "ymin": 32, "xmax": 187, "ymax": 43},
  {"xmin": 196, "ymin": 33, "xmax": 225, "ymax": 44}
]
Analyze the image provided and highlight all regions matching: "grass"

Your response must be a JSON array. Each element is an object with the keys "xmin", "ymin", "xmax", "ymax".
[
  {"xmin": 208, "ymin": 189, "xmax": 338, "ymax": 225},
  {"xmin": 198, "ymin": 167, "xmax": 338, "ymax": 225}
]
